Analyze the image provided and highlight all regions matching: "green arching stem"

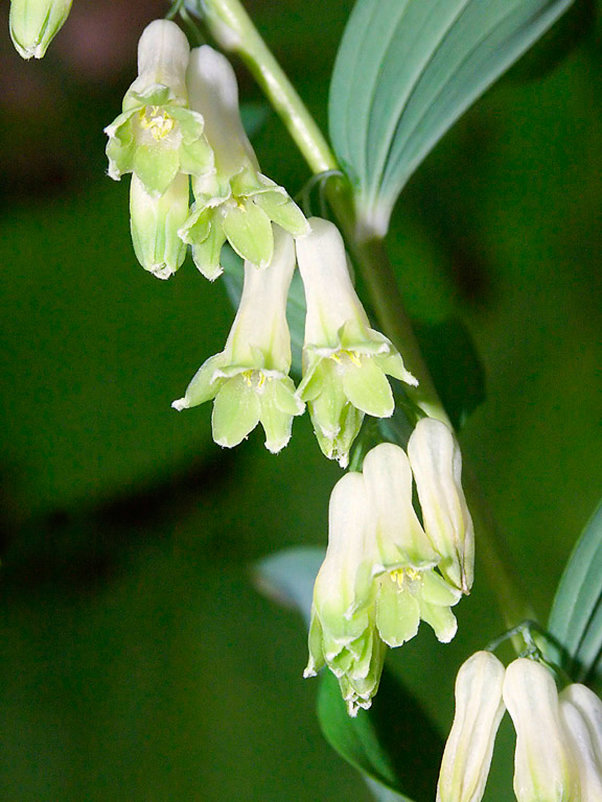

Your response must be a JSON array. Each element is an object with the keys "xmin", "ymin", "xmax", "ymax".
[{"xmin": 195, "ymin": 0, "xmax": 534, "ymax": 639}]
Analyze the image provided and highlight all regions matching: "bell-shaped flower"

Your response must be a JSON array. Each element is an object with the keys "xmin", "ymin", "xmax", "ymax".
[
  {"xmin": 172, "ymin": 228, "xmax": 303, "ymax": 452},
  {"xmin": 503, "ymin": 658, "xmax": 579, "ymax": 802},
  {"xmin": 129, "ymin": 174, "xmax": 188, "ymax": 279},
  {"xmin": 304, "ymin": 471, "xmax": 384, "ymax": 716},
  {"xmin": 296, "ymin": 218, "xmax": 417, "ymax": 467},
  {"xmin": 407, "ymin": 418, "xmax": 474, "ymax": 594},
  {"xmin": 436, "ymin": 651, "xmax": 506, "ymax": 802},
  {"xmin": 105, "ymin": 20, "xmax": 213, "ymax": 197},
  {"xmin": 559, "ymin": 684, "xmax": 602, "ymax": 801},
  {"xmin": 179, "ymin": 45, "xmax": 308, "ymax": 280},
  {"xmin": 363, "ymin": 443, "xmax": 461, "ymax": 647},
  {"xmin": 9, "ymin": 0, "xmax": 72, "ymax": 59}
]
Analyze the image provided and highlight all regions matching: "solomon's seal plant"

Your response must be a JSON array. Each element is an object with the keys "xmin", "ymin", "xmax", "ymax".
[{"xmin": 7, "ymin": 1, "xmax": 600, "ymax": 800}]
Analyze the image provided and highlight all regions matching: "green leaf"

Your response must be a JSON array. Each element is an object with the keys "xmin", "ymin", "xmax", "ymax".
[
  {"xmin": 548, "ymin": 499, "xmax": 602, "ymax": 684},
  {"xmin": 329, "ymin": 0, "xmax": 574, "ymax": 236},
  {"xmin": 253, "ymin": 546, "xmax": 325, "ymax": 624},
  {"xmin": 506, "ymin": 0, "xmax": 596, "ymax": 81},
  {"xmin": 221, "ymin": 245, "xmax": 306, "ymax": 376},
  {"xmin": 318, "ymin": 667, "xmax": 442, "ymax": 800}
]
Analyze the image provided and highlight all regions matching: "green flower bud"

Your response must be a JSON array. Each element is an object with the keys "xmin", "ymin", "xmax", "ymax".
[
  {"xmin": 408, "ymin": 418, "xmax": 474, "ymax": 594},
  {"xmin": 104, "ymin": 20, "xmax": 213, "ymax": 197},
  {"xmin": 179, "ymin": 46, "xmax": 308, "ymax": 278},
  {"xmin": 129, "ymin": 173, "xmax": 188, "ymax": 280},
  {"xmin": 504, "ymin": 659, "xmax": 579, "ymax": 802},
  {"xmin": 296, "ymin": 217, "xmax": 416, "ymax": 467},
  {"xmin": 559, "ymin": 684, "xmax": 602, "ymax": 800},
  {"xmin": 172, "ymin": 228, "xmax": 303, "ymax": 453},
  {"xmin": 436, "ymin": 651, "xmax": 506, "ymax": 802},
  {"xmin": 9, "ymin": 0, "xmax": 72, "ymax": 60}
]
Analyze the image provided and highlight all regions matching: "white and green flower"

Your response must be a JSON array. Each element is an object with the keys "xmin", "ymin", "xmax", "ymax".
[
  {"xmin": 179, "ymin": 45, "xmax": 308, "ymax": 280},
  {"xmin": 172, "ymin": 228, "xmax": 303, "ymax": 452},
  {"xmin": 363, "ymin": 442, "xmax": 460, "ymax": 647},
  {"xmin": 306, "ymin": 435, "xmax": 469, "ymax": 714},
  {"xmin": 296, "ymin": 217, "xmax": 417, "ymax": 467},
  {"xmin": 105, "ymin": 20, "xmax": 213, "ymax": 197},
  {"xmin": 304, "ymin": 471, "xmax": 384, "ymax": 716},
  {"xmin": 9, "ymin": 0, "xmax": 72, "ymax": 59}
]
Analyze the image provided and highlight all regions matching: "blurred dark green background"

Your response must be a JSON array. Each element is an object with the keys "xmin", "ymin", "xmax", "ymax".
[{"xmin": 0, "ymin": 1, "xmax": 600, "ymax": 799}]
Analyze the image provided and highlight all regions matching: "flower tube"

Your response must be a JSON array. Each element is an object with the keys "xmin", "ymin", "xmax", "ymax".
[
  {"xmin": 436, "ymin": 651, "xmax": 506, "ymax": 802},
  {"xmin": 172, "ymin": 228, "xmax": 303, "ymax": 453},
  {"xmin": 503, "ymin": 658, "xmax": 579, "ymax": 802}
]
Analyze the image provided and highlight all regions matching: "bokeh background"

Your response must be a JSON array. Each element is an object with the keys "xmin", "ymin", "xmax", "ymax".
[{"xmin": 0, "ymin": 0, "xmax": 600, "ymax": 799}]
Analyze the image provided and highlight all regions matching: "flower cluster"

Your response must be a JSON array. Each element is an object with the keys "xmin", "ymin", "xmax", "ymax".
[
  {"xmin": 437, "ymin": 652, "xmax": 602, "ymax": 802},
  {"xmin": 173, "ymin": 216, "xmax": 416, "ymax": 460},
  {"xmin": 9, "ymin": 0, "xmax": 72, "ymax": 59},
  {"xmin": 104, "ymin": 21, "xmax": 307, "ymax": 280},
  {"xmin": 304, "ymin": 419, "xmax": 474, "ymax": 715}
]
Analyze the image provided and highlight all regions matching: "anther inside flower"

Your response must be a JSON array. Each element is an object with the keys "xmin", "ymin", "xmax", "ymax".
[{"xmin": 138, "ymin": 106, "xmax": 176, "ymax": 141}]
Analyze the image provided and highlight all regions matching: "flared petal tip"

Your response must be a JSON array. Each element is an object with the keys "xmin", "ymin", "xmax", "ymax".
[{"xmin": 171, "ymin": 398, "xmax": 188, "ymax": 411}]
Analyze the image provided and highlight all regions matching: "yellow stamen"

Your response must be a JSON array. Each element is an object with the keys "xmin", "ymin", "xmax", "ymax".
[{"xmin": 139, "ymin": 106, "xmax": 175, "ymax": 141}]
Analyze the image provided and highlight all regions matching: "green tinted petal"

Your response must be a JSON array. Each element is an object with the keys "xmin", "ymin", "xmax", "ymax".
[
  {"xmin": 308, "ymin": 369, "xmax": 347, "ymax": 439},
  {"xmin": 341, "ymin": 357, "xmax": 394, "ymax": 417},
  {"xmin": 179, "ymin": 205, "xmax": 214, "ymax": 244},
  {"xmin": 419, "ymin": 599, "xmax": 458, "ymax": 643},
  {"xmin": 421, "ymin": 570, "xmax": 462, "ymax": 607},
  {"xmin": 253, "ymin": 190, "xmax": 309, "ymax": 237},
  {"xmin": 172, "ymin": 353, "xmax": 226, "ymax": 410},
  {"xmin": 179, "ymin": 135, "xmax": 214, "ymax": 178},
  {"xmin": 133, "ymin": 144, "xmax": 180, "ymax": 196},
  {"xmin": 304, "ymin": 613, "xmax": 325, "ymax": 677},
  {"xmin": 375, "ymin": 350, "xmax": 418, "ymax": 386},
  {"xmin": 222, "ymin": 201, "xmax": 273, "ymax": 268},
  {"xmin": 376, "ymin": 576, "xmax": 420, "ymax": 648},
  {"xmin": 190, "ymin": 222, "xmax": 226, "ymax": 281},
  {"xmin": 267, "ymin": 376, "xmax": 304, "ymax": 415},
  {"xmin": 129, "ymin": 173, "xmax": 188, "ymax": 279},
  {"xmin": 212, "ymin": 376, "xmax": 261, "ymax": 447}
]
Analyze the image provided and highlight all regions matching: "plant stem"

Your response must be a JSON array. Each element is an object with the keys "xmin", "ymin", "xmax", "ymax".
[{"xmin": 194, "ymin": 0, "xmax": 533, "ymax": 641}]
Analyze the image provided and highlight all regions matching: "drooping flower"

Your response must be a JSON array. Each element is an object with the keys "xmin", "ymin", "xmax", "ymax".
[
  {"xmin": 104, "ymin": 20, "xmax": 213, "ymax": 197},
  {"xmin": 296, "ymin": 217, "xmax": 417, "ymax": 467},
  {"xmin": 436, "ymin": 651, "xmax": 506, "ymax": 802},
  {"xmin": 180, "ymin": 45, "xmax": 308, "ymax": 279},
  {"xmin": 503, "ymin": 658, "xmax": 580, "ymax": 802},
  {"xmin": 559, "ymin": 683, "xmax": 602, "ymax": 801},
  {"xmin": 9, "ymin": 0, "xmax": 72, "ymax": 60},
  {"xmin": 362, "ymin": 442, "xmax": 460, "ymax": 646},
  {"xmin": 305, "ymin": 434, "xmax": 470, "ymax": 714},
  {"xmin": 407, "ymin": 417, "xmax": 474, "ymax": 594},
  {"xmin": 172, "ymin": 228, "xmax": 303, "ymax": 453},
  {"xmin": 304, "ymin": 471, "xmax": 384, "ymax": 716}
]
